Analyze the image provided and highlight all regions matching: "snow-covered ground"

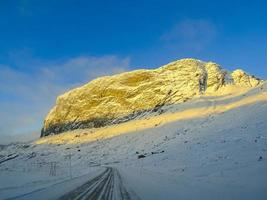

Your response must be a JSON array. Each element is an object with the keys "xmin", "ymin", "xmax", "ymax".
[{"xmin": 0, "ymin": 83, "xmax": 267, "ymax": 200}]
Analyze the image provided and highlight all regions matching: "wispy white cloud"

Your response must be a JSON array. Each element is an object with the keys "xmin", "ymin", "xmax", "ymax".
[
  {"xmin": 161, "ymin": 19, "xmax": 217, "ymax": 52},
  {"xmin": 0, "ymin": 55, "xmax": 131, "ymax": 144}
]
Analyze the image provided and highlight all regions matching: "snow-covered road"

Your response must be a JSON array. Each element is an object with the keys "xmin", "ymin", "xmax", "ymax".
[
  {"xmin": 3, "ymin": 167, "xmax": 140, "ymax": 200},
  {"xmin": 58, "ymin": 167, "xmax": 140, "ymax": 200}
]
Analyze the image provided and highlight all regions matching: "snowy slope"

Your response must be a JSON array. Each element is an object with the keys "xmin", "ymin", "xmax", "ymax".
[{"xmin": 0, "ymin": 83, "xmax": 267, "ymax": 200}]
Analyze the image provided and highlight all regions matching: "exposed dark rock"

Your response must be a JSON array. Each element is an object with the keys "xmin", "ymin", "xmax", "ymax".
[{"xmin": 138, "ymin": 154, "xmax": 146, "ymax": 159}]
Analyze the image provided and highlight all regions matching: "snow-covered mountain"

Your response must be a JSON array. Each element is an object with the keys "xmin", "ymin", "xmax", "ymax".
[
  {"xmin": 41, "ymin": 58, "xmax": 262, "ymax": 137},
  {"xmin": 0, "ymin": 59, "xmax": 266, "ymax": 200}
]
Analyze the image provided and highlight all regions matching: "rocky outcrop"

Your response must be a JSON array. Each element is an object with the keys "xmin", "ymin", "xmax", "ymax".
[
  {"xmin": 231, "ymin": 69, "xmax": 261, "ymax": 87},
  {"xmin": 204, "ymin": 62, "xmax": 225, "ymax": 92},
  {"xmin": 41, "ymin": 58, "xmax": 263, "ymax": 137}
]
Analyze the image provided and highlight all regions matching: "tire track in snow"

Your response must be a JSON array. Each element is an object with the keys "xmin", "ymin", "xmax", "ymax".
[{"xmin": 58, "ymin": 167, "xmax": 140, "ymax": 200}]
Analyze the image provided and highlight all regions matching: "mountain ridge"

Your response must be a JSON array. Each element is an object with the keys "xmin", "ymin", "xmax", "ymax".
[{"xmin": 41, "ymin": 58, "xmax": 263, "ymax": 137}]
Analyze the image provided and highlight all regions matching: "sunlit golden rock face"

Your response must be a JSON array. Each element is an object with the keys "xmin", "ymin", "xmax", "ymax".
[
  {"xmin": 231, "ymin": 69, "xmax": 261, "ymax": 87},
  {"xmin": 41, "ymin": 58, "xmax": 262, "ymax": 137}
]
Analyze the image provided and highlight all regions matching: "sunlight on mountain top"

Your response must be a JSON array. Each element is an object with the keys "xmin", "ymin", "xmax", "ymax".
[{"xmin": 41, "ymin": 58, "xmax": 263, "ymax": 137}]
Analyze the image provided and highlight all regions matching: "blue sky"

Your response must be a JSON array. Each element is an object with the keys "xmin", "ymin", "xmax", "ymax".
[{"xmin": 0, "ymin": 0, "xmax": 267, "ymax": 143}]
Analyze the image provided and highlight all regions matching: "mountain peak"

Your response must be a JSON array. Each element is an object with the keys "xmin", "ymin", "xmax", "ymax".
[{"xmin": 41, "ymin": 58, "xmax": 263, "ymax": 137}]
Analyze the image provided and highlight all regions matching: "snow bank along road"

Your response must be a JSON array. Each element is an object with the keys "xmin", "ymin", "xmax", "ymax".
[{"xmin": 58, "ymin": 167, "xmax": 140, "ymax": 200}]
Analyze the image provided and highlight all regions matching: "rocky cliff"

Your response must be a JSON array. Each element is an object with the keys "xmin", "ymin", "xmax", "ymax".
[{"xmin": 41, "ymin": 58, "xmax": 262, "ymax": 137}]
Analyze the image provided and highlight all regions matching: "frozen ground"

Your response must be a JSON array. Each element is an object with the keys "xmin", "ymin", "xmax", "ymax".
[{"xmin": 0, "ymin": 83, "xmax": 267, "ymax": 200}]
